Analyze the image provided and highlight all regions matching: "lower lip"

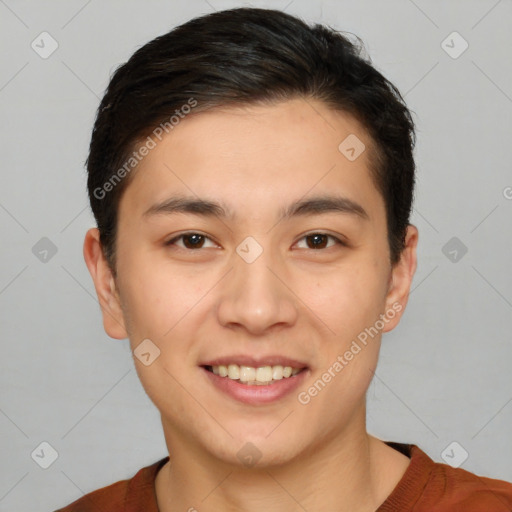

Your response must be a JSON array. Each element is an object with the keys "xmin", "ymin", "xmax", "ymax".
[{"xmin": 201, "ymin": 366, "xmax": 309, "ymax": 405}]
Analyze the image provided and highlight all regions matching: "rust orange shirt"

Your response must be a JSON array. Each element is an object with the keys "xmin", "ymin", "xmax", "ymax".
[{"xmin": 54, "ymin": 442, "xmax": 512, "ymax": 511}]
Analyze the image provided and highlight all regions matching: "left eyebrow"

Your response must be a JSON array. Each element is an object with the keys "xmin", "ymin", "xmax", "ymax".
[
  {"xmin": 142, "ymin": 194, "xmax": 369, "ymax": 222},
  {"xmin": 279, "ymin": 195, "xmax": 369, "ymax": 222}
]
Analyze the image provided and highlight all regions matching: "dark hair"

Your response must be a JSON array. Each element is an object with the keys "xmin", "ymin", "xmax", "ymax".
[{"xmin": 86, "ymin": 7, "xmax": 416, "ymax": 275}]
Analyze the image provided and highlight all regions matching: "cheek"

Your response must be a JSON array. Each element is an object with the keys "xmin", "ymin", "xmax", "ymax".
[
  {"xmin": 118, "ymin": 254, "xmax": 198, "ymax": 343},
  {"xmin": 299, "ymin": 264, "xmax": 386, "ymax": 340}
]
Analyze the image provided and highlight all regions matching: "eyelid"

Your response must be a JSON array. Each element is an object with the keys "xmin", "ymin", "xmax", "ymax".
[
  {"xmin": 165, "ymin": 231, "xmax": 347, "ymax": 250},
  {"xmin": 165, "ymin": 231, "xmax": 219, "ymax": 248},
  {"xmin": 294, "ymin": 231, "xmax": 347, "ymax": 249}
]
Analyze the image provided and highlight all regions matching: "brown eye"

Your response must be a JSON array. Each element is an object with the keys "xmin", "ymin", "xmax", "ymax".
[
  {"xmin": 296, "ymin": 233, "xmax": 344, "ymax": 250},
  {"xmin": 306, "ymin": 234, "xmax": 328, "ymax": 249},
  {"xmin": 182, "ymin": 234, "xmax": 205, "ymax": 249},
  {"xmin": 165, "ymin": 233, "xmax": 216, "ymax": 250}
]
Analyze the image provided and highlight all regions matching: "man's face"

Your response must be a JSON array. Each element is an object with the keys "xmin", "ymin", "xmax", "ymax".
[{"xmin": 88, "ymin": 98, "xmax": 416, "ymax": 467}]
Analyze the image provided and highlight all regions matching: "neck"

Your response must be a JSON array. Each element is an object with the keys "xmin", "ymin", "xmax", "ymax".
[{"xmin": 155, "ymin": 408, "xmax": 410, "ymax": 512}]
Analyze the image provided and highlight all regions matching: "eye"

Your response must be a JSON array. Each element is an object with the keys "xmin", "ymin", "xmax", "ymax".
[
  {"xmin": 295, "ymin": 232, "xmax": 345, "ymax": 250},
  {"xmin": 164, "ymin": 231, "xmax": 346, "ymax": 251},
  {"xmin": 164, "ymin": 232, "xmax": 218, "ymax": 250}
]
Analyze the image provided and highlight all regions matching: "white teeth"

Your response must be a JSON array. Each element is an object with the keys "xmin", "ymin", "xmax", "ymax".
[
  {"xmin": 272, "ymin": 365, "xmax": 284, "ymax": 380},
  {"xmin": 227, "ymin": 364, "xmax": 240, "ymax": 380},
  {"xmin": 255, "ymin": 366, "xmax": 273, "ymax": 382},
  {"xmin": 239, "ymin": 366, "xmax": 256, "ymax": 382},
  {"xmin": 209, "ymin": 364, "xmax": 304, "ymax": 385}
]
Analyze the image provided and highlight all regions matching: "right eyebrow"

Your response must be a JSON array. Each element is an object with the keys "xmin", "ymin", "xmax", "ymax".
[{"xmin": 142, "ymin": 196, "xmax": 232, "ymax": 220}]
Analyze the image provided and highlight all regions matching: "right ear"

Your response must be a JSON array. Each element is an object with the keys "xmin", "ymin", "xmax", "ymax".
[{"xmin": 83, "ymin": 227, "xmax": 128, "ymax": 339}]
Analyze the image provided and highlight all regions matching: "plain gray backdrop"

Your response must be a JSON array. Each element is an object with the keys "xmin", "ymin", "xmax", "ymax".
[{"xmin": 1, "ymin": 0, "xmax": 511, "ymax": 510}]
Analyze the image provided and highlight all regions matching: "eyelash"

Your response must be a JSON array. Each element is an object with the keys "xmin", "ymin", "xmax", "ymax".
[{"xmin": 164, "ymin": 232, "xmax": 346, "ymax": 251}]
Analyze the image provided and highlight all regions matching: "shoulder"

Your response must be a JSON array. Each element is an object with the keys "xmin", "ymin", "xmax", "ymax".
[
  {"xmin": 413, "ymin": 445, "xmax": 512, "ymax": 511},
  {"xmin": 53, "ymin": 456, "xmax": 169, "ymax": 512},
  {"xmin": 379, "ymin": 442, "xmax": 512, "ymax": 512},
  {"xmin": 54, "ymin": 479, "xmax": 128, "ymax": 511}
]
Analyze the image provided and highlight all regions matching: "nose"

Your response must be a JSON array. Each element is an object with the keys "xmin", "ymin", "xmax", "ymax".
[{"xmin": 215, "ymin": 242, "xmax": 298, "ymax": 336}]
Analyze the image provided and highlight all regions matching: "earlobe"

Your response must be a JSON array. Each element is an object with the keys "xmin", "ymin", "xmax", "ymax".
[
  {"xmin": 83, "ymin": 228, "xmax": 128, "ymax": 340},
  {"xmin": 382, "ymin": 224, "xmax": 419, "ymax": 333}
]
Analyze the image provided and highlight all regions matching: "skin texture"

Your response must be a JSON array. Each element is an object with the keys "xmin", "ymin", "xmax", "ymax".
[{"xmin": 84, "ymin": 97, "xmax": 418, "ymax": 511}]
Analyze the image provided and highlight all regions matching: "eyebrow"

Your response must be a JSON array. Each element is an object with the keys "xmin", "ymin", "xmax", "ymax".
[{"xmin": 142, "ymin": 194, "xmax": 369, "ymax": 222}]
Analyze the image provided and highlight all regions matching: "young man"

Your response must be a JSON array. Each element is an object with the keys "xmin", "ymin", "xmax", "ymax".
[{"xmin": 56, "ymin": 7, "xmax": 512, "ymax": 512}]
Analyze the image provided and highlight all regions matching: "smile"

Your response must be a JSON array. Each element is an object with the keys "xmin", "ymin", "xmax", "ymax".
[{"xmin": 205, "ymin": 364, "xmax": 305, "ymax": 386}]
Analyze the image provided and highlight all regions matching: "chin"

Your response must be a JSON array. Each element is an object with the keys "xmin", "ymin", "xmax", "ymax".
[{"xmin": 214, "ymin": 428, "xmax": 307, "ymax": 468}]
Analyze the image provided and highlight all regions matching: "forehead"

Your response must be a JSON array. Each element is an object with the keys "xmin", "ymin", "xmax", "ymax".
[{"xmin": 118, "ymin": 98, "xmax": 385, "ymax": 225}]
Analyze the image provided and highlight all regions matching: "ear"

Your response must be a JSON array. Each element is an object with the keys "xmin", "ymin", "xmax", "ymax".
[
  {"xmin": 382, "ymin": 224, "xmax": 418, "ymax": 333},
  {"xmin": 83, "ymin": 227, "xmax": 128, "ymax": 339}
]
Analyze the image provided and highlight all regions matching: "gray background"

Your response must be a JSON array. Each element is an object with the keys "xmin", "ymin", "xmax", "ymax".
[{"xmin": 1, "ymin": 0, "xmax": 511, "ymax": 510}]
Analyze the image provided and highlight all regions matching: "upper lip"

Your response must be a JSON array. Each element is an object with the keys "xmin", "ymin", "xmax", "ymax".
[{"xmin": 201, "ymin": 355, "xmax": 309, "ymax": 369}]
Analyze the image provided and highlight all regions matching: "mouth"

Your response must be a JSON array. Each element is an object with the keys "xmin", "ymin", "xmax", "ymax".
[
  {"xmin": 200, "ymin": 360, "xmax": 310, "ymax": 405},
  {"xmin": 201, "ymin": 363, "xmax": 307, "ymax": 386}
]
